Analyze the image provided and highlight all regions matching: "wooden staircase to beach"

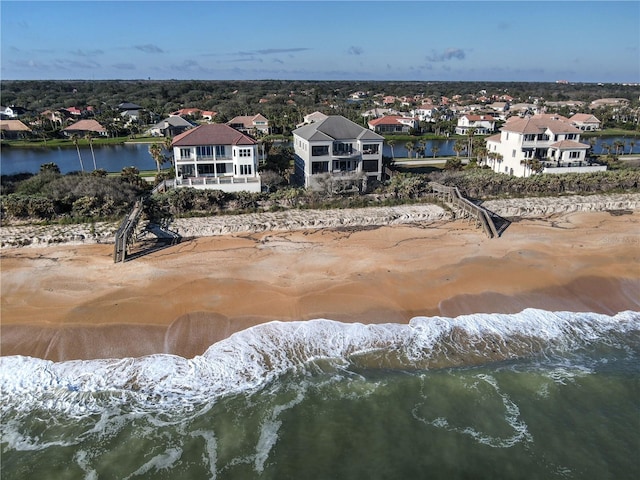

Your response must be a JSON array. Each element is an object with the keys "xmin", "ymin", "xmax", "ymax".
[
  {"xmin": 430, "ymin": 182, "xmax": 500, "ymax": 238},
  {"xmin": 113, "ymin": 198, "xmax": 144, "ymax": 262}
]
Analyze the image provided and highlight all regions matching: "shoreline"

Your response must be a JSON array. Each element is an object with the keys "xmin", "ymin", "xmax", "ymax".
[{"xmin": 2, "ymin": 205, "xmax": 639, "ymax": 362}]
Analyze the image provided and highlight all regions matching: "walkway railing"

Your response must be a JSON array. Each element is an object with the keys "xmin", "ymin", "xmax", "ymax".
[
  {"xmin": 113, "ymin": 198, "xmax": 144, "ymax": 263},
  {"xmin": 430, "ymin": 182, "xmax": 499, "ymax": 238}
]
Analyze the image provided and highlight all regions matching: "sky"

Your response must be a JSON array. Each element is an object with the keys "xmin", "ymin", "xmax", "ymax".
[{"xmin": 1, "ymin": 0, "xmax": 639, "ymax": 83}]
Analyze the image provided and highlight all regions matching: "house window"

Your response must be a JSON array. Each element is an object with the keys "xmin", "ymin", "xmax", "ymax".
[
  {"xmin": 569, "ymin": 151, "xmax": 580, "ymax": 159},
  {"xmin": 238, "ymin": 148, "xmax": 252, "ymax": 157},
  {"xmin": 512, "ymin": 150, "xmax": 516, "ymax": 158},
  {"xmin": 312, "ymin": 145, "xmax": 329, "ymax": 156},
  {"xmin": 196, "ymin": 146, "xmax": 213, "ymax": 157},
  {"xmin": 240, "ymin": 164, "xmax": 252, "ymax": 175},
  {"xmin": 215, "ymin": 145, "xmax": 226, "ymax": 157},
  {"xmin": 197, "ymin": 164, "xmax": 216, "ymax": 175},
  {"xmin": 363, "ymin": 160, "xmax": 379, "ymax": 172},
  {"xmin": 312, "ymin": 161, "xmax": 329, "ymax": 174},
  {"xmin": 362, "ymin": 144, "xmax": 379, "ymax": 154},
  {"xmin": 180, "ymin": 148, "xmax": 191, "ymax": 159}
]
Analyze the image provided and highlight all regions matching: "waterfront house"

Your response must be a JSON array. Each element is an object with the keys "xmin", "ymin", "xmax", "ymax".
[
  {"xmin": 485, "ymin": 114, "xmax": 606, "ymax": 177},
  {"xmin": 227, "ymin": 114, "xmax": 270, "ymax": 135},
  {"xmin": 368, "ymin": 115, "xmax": 418, "ymax": 134},
  {"xmin": 171, "ymin": 124, "xmax": 261, "ymax": 193},
  {"xmin": 62, "ymin": 119, "xmax": 108, "ymax": 137},
  {"xmin": 569, "ymin": 113, "xmax": 601, "ymax": 131},
  {"xmin": 455, "ymin": 114, "xmax": 496, "ymax": 135},
  {"xmin": 292, "ymin": 115, "xmax": 384, "ymax": 190}
]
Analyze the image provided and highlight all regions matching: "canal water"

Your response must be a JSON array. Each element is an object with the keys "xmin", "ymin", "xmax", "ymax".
[{"xmin": 1, "ymin": 137, "xmax": 638, "ymax": 176}]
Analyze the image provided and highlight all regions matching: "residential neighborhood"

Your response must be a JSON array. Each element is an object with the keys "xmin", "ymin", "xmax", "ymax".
[{"xmin": 1, "ymin": 80, "xmax": 639, "ymax": 192}]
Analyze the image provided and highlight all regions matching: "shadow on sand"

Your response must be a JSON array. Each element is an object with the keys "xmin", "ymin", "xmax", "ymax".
[{"xmin": 125, "ymin": 221, "xmax": 182, "ymax": 262}]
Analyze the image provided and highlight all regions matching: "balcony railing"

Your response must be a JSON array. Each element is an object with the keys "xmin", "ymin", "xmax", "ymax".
[
  {"xmin": 331, "ymin": 149, "xmax": 361, "ymax": 159},
  {"xmin": 176, "ymin": 176, "xmax": 260, "ymax": 186}
]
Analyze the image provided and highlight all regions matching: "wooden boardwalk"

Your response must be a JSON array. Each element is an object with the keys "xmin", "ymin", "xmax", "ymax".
[
  {"xmin": 113, "ymin": 199, "xmax": 144, "ymax": 262},
  {"xmin": 430, "ymin": 182, "xmax": 500, "ymax": 238}
]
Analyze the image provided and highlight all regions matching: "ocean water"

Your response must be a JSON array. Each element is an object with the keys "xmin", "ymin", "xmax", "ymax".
[{"xmin": 1, "ymin": 309, "xmax": 639, "ymax": 480}]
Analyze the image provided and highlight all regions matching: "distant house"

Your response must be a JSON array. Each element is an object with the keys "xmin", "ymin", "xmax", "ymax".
[
  {"xmin": 171, "ymin": 108, "xmax": 202, "ymax": 117},
  {"xmin": 361, "ymin": 108, "xmax": 398, "ymax": 119},
  {"xmin": 62, "ymin": 119, "xmax": 108, "ymax": 137},
  {"xmin": 171, "ymin": 124, "xmax": 261, "ymax": 192},
  {"xmin": 118, "ymin": 102, "xmax": 143, "ymax": 122},
  {"xmin": 485, "ymin": 114, "xmax": 605, "ymax": 177},
  {"xmin": 569, "ymin": 113, "xmax": 601, "ymax": 131},
  {"xmin": 455, "ymin": 114, "xmax": 496, "ymax": 135},
  {"xmin": 147, "ymin": 115, "xmax": 195, "ymax": 137},
  {"xmin": 412, "ymin": 104, "xmax": 439, "ymax": 122},
  {"xmin": 0, "ymin": 120, "xmax": 32, "ymax": 139},
  {"xmin": 170, "ymin": 108, "xmax": 217, "ymax": 122},
  {"xmin": 227, "ymin": 114, "xmax": 270, "ymax": 135},
  {"xmin": 368, "ymin": 115, "xmax": 418, "ymax": 134},
  {"xmin": 292, "ymin": 115, "xmax": 384, "ymax": 190},
  {"xmin": 296, "ymin": 111, "xmax": 328, "ymax": 127},
  {"xmin": 0, "ymin": 106, "xmax": 28, "ymax": 119}
]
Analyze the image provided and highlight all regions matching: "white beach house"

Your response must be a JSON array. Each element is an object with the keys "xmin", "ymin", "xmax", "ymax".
[
  {"xmin": 171, "ymin": 124, "xmax": 261, "ymax": 192},
  {"xmin": 485, "ymin": 114, "xmax": 606, "ymax": 177}
]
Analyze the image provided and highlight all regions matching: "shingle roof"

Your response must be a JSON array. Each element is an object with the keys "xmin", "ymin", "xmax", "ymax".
[
  {"xmin": 153, "ymin": 115, "xmax": 195, "ymax": 129},
  {"xmin": 172, "ymin": 124, "xmax": 257, "ymax": 147},
  {"xmin": 0, "ymin": 120, "xmax": 31, "ymax": 132},
  {"xmin": 501, "ymin": 116, "xmax": 579, "ymax": 135},
  {"xmin": 294, "ymin": 115, "xmax": 383, "ymax": 142},
  {"xmin": 549, "ymin": 140, "xmax": 589, "ymax": 150},
  {"xmin": 63, "ymin": 119, "xmax": 106, "ymax": 133}
]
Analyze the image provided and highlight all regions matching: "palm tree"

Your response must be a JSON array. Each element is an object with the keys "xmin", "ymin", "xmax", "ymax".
[
  {"xmin": 431, "ymin": 145, "xmax": 439, "ymax": 158},
  {"xmin": 466, "ymin": 127, "xmax": 476, "ymax": 162},
  {"xmin": 163, "ymin": 135, "xmax": 174, "ymax": 171},
  {"xmin": 387, "ymin": 138, "xmax": 396, "ymax": 161},
  {"xmin": 629, "ymin": 139, "xmax": 636, "ymax": 154},
  {"xmin": 418, "ymin": 139, "xmax": 427, "ymax": 158},
  {"xmin": 71, "ymin": 134, "xmax": 84, "ymax": 172},
  {"xmin": 149, "ymin": 143, "xmax": 164, "ymax": 173},
  {"xmin": 85, "ymin": 132, "xmax": 97, "ymax": 170},
  {"xmin": 613, "ymin": 140, "xmax": 625, "ymax": 156},
  {"xmin": 405, "ymin": 141, "xmax": 415, "ymax": 159},
  {"xmin": 453, "ymin": 140, "xmax": 465, "ymax": 158}
]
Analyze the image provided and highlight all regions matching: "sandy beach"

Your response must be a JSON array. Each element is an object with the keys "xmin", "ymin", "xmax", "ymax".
[{"xmin": 1, "ymin": 197, "xmax": 639, "ymax": 361}]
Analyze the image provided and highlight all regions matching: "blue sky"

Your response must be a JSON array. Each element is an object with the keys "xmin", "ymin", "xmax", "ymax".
[{"xmin": 2, "ymin": 1, "xmax": 639, "ymax": 83}]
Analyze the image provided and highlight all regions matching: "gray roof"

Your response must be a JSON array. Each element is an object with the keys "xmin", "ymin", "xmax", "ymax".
[
  {"xmin": 152, "ymin": 115, "xmax": 195, "ymax": 129},
  {"xmin": 293, "ymin": 115, "xmax": 383, "ymax": 142}
]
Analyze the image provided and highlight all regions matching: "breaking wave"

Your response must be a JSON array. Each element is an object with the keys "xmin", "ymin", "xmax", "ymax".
[{"xmin": 1, "ymin": 309, "xmax": 638, "ymax": 418}]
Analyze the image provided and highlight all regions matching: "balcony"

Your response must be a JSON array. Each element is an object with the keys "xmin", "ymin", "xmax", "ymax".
[{"xmin": 331, "ymin": 149, "xmax": 360, "ymax": 159}]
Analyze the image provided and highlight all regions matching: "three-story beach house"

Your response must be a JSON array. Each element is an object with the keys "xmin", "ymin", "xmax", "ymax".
[
  {"xmin": 292, "ymin": 115, "xmax": 384, "ymax": 190},
  {"xmin": 485, "ymin": 114, "xmax": 606, "ymax": 177},
  {"xmin": 171, "ymin": 124, "xmax": 261, "ymax": 192}
]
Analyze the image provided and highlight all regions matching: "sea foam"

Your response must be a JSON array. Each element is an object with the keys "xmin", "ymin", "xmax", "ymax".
[{"xmin": 1, "ymin": 309, "xmax": 638, "ymax": 418}]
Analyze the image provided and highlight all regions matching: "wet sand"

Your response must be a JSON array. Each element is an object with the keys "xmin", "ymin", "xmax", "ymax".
[{"xmin": 1, "ymin": 211, "xmax": 639, "ymax": 361}]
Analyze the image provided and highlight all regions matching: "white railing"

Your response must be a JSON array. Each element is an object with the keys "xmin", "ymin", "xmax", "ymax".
[{"xmin": 176, "ymin": 176, "xmax": 260, "ymax": 186}]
